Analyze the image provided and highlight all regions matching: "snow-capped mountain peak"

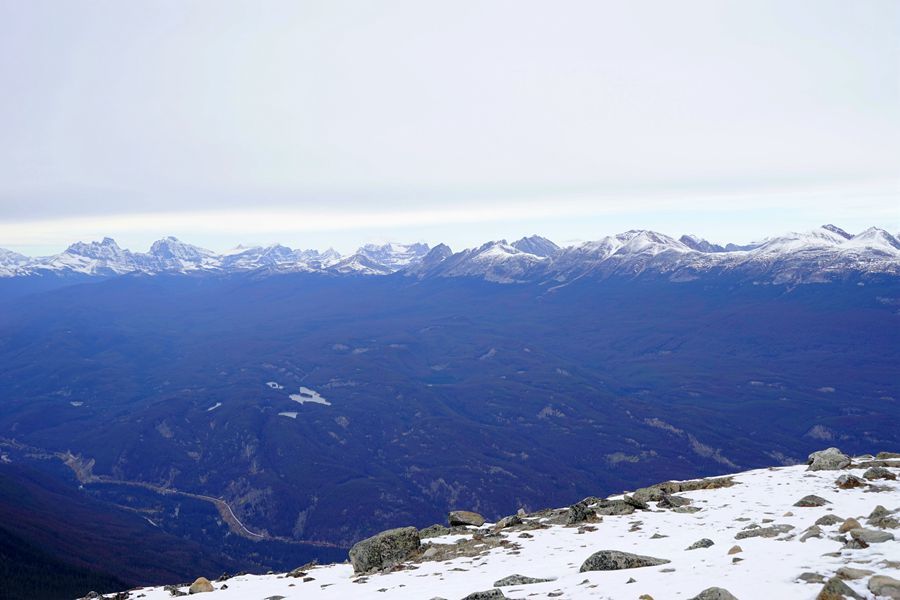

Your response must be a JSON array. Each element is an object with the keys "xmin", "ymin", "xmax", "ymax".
[
  {"xmin": 679, "ymin": 234, "xmax": 726, "ymax": 253},
  {"xmin": 612, "ymin": 230, "xmax": 690, "ymax": 256},
  {"xmin": 822, "ymin": 224, "xmax": 853, "ymax": 240},
  {"xmin": 356, "ymin": 242, "xmax": 430, "ymax": 270},
  {"xmin": 511, "ymin": 235, "xmax": 560, "ymax": 258},
  {"xmin": 841, "ymin": 227, "xmax": 900, "ymax": 253},
  {"xmin": 3, "ymin": 225, "xmax": 898, "ymax": 283}
]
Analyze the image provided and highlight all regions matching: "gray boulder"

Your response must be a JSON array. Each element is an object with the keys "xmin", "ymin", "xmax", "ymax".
[
  {"xmin": 849, "ymin": 527, "xmax": 894, "ymax": 544},
  {"xmin": 688, "ymin": 588, "xmax": 739, "ymax": 600},
  {"xmin": 461, "ymin": 590, "xmax": 507, "ymax": 600},
  {"xmin": 835, "ymin": 567, "xmax": 873, "ymax": 580},
  {"xmin": 794, "ymin": 494, "xmax": 830, "ymax": 507},
  {"xmin": 868, "ymin": 575, "xmax": 900, "ymax": 599},
  {"xmin": 658, "ymin": 494, "xmax": 692, "ymax": 509},
  {"xmin": 493, "ymin": 515, "xmax": 522, "ymax": 530},
  {"xmin": 835, "ymin": 474, "xmax": 866, "ymax": 489},
  {"xmin": 493, "ymin": 574, "xmax": 554, "ymax": 586},
  {"xmin": 565, "ymin": 500, "xmax": 596, "ymax": 524},
  {"xmin": 800, "ymin": 525, "xmax": 822, "ymax": 542},
  {"xmin": 579, "ymin": 550, "xmax": 670, "ymax": 572},
  {"xmin": 348, "ymin": 526, "xmax": 421, "ymax": 574},
  {"xmin": 807, "ymin": 448, "xmax": 851, "ymax": 471},
  {"xmin": 623, "ymin": 494, "xmax": 649, "ymax": 510},
  {"xmin": 420, "ymin": 524, "xmax": 452, "ymax": 538},
  {"xmin": 448, "ymin": 510, "xmax": 485, "ymax": 527},
  {"xmin": 685, "ymin": 538, "xmax": 714, "ymax": 550},
  {"xmin": 816, "ymin": 576, "xmax": 863, "ymax": 600},
  {"xmin": 862, "ymin": 466, "xmax": 896, "ymax": 480},
  {"xmin": 594, "ymin": 499, "xmax": 635, "ymax": 516},
  {"xmin": 734, "ymin": 524, "xmax": 793, "ymax": 539},
  {"xmin": 815, "ymin": 514, "xmax": 844, "ymax": 526},
  {"xmin": 867, "ymin": 505, "xmax": 900, "ymax": 529}
]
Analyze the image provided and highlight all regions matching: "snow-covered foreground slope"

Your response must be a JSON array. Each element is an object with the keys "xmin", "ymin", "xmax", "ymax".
[{"xmin": 102, "ymin": 450, "xmax": 899, "ymax": 600}]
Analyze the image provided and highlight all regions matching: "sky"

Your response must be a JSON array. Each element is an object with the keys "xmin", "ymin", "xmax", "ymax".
[{"xmin": 1, "ymin": 0, "xmax": 897, "ymax": 256}]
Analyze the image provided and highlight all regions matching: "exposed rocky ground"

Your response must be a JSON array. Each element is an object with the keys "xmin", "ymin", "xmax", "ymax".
[{"xmin": 82, "ymin": 448, "xmax": 900, "ymax": 599}]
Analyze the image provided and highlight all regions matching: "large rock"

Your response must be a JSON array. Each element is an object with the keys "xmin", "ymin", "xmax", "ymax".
[
  {"xmin": 579, "ymin": 550, "xmax": 670, "ymax": 572},
  {"xmin": 807, "ymin": 448, "xmax": 851, "ymax": 471},
  {"xmin": 867, "ymin": 505, "xmax": 900, "ymax": 529},
  {"xmin": 188, "ymin": 577, "xmax": 214, "ymax": 594},
  {"xmin": 835, "ymin": 474, "xmax": 866, "ymax": 489},
  {"xmin": 862, "ymin": 466, "xmax": 896, "ymax": 480},
  {"xmin": 734, "ymin": 524, "xmax": 793, "ymax": 539},
  {"xmin": 800, "ymin": 525, "xmax": 822, "ymax": 542},
  {"xmin": 794, "ymin": 495, "xmax": 829, "ymax": 507},
  {"xmin": 849, "ymin": 527, "xmax": 894, "ymax": 544},
  {"xmin": 420, "ymin": 524, "xmax": 452, "ymax": 538},
  {"xmin": 835, "ymin": 567, "xmax": 873, "ymax": 580},
  {"xmin": 448, "ymin": 510, "xmax": 485, "ymax": 527},
  {"xmin": 461, "ymin": 590, "xmax": 507, "ymax": 600},
  {"xmin": 815, "ymin": 514, "xmax": 844, "ymax": 526},
  {"xmin": 658, "ymin": 494, "xmax": 692, "ymax": 509},
  {"xmin": 493, "ymin": 574, "xmax": 554, "ymax": 586},
  {"xmin": 348, "ymin": 526, "xmax": 421, "ymax": 573},
  {"xmin": 688, "ymin": 588, "xmax": 739, "ymax": 600},
  {"xmin": 565, "ymin": 500, "xmax": 596, "ymax": 524},
  {"xmin": 594, "ymin": 499, "xmax": 636, "ymax": 516},
  {"xmin": 493, "ymin": 515, "xmax": 522, "ymax": 530},
  {"xmin": 686, "ymin": 538, "xmax": 714, "ymax": 550},
  {"xmin": 869, "ymin": 575, "xmax": 900, "ymax": 599},
  {"xmin": 816, "ymin": 576, "xmax": 863, "ymax": 600},
  {"xmin": 631, "ymin": 477, "xmax": 734, "ymax": 504}
]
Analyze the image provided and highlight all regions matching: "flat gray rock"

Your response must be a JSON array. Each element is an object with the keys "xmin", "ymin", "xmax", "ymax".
[
  {"xmin": 868, "ymin": 575, "xmax": 900, "ymax": 599},
  {"xmin": 734, "ymin": 524, "xmax": 793, "ymax": 539},
  {"xmin": 794, "ymin": 495, "xmax": 829, "ymax": 507},
  {"xmin": 493, "ymin": 574, "xmax": 554, "ymax": 587},
  {"xmin": 849, "ymin": 527, "xmax": 894, "ymax": 543},
  {"xmin": 579, "ymin": 550, "xmax": 670, "ymax": 572},
  {"xmin": 862, "ymin": 466, "xmax": 896, "ymax": 480},
  {"xmin": 461, "ymin": 590, "xmax": 507, "ymax": 600}
]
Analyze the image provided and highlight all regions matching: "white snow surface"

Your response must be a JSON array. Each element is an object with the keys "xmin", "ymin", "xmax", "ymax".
[{"xmin": 120, "ymin": 459, "xmax": 899, "ymax": 600}]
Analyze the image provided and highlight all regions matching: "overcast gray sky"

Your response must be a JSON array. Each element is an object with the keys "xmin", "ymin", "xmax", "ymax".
[{"xmin": 1, "ymin": 0, "xmax": 897, "ymax": 255}]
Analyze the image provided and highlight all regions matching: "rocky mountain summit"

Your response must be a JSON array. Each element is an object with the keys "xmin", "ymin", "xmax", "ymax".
[
  {"xmin": 6, "ymin": 225, "xmax": 900, "ymax": 285},
  {"xmin": 84, "ymin": 448, "xmax": 900, "ymax": 599}
]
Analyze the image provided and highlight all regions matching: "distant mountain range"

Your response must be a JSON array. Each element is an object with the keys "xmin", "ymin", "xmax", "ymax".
[
  {"xmin": 2, "ymin": 225, "xmax": 899, "ymax": 284},
  {"xmin": 0, "ymin": 222, "xmax": 897, "ymax": 588}
]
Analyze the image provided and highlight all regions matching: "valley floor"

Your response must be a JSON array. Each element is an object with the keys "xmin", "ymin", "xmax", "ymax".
[{"xmin": 114, "ymin": 454, "xmax": 900, "ymax": 600}]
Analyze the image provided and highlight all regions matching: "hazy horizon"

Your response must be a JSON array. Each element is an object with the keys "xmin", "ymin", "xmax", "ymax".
[
  {"xmin": 2, "ymin": 0, "xmax": 897, "ymax": 255},
  {"xmin": 2, "ymin": 219, "xmax": 895, "ymax": 258}
]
